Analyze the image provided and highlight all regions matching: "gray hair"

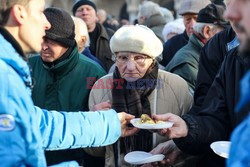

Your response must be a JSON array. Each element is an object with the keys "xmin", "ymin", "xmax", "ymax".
[
  {"xmin": 138, "ymin": 1, "xmax": 162, "ymax": 19},
  {"xmin": 193, "ymin": 22, "xmax": 217, "ymax": 36},
  {"xmin": 72, "ymin": 16, "xmax": 90, "ymax": 49}
]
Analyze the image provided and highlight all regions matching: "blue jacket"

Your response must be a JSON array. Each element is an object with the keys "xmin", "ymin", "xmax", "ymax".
[{"xmin": 0, "ymin": 33, "xmax": 121, "ymax": 166}]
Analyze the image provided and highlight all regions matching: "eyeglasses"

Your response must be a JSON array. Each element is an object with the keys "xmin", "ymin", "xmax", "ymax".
[{"xmin": 115, "ymin": 54, "xmax": 152, "ymax": 65}]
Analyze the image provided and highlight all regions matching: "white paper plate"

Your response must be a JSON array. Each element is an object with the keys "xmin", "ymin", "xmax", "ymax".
[
  {"xmin": 130, "ymin": 118, "xmax": 174, "ymax": 129},
  {"xmin": 210, "ymin": 141, "xmax": 231, "ymax": 159},
  {"xmin": 124, "ymin": 151, "xmax": 165, "ymax": 165}
]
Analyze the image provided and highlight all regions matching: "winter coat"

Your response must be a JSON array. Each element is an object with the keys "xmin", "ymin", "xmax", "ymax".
[
  {"xmin": 29, "ymin": 46, "xmax": 106, "ymax": 111},
  {"xmin": 191, "ymin": 27, "xmax": 238, "ymax": 112},
  {"xmin": 160, "ymin": 31, "xmax": 189, "ymax": 67},
  {"xmin": 94, "ymin": 23, "xmax": 114, "ymax": 72},
  {"xmin": 166, "ymin": 34, "xmax": 204, "ymax": 92},
  {"xmin": 88, "ymin": 69, "xmax": 193, "ymax": 167},
  {"xmin": 29, "ymin": 46, "xmax": 106, "ymax": 165},
  {"xmin": 0, "ymin": 29, "xmax": 121, "ymax": 167},
  {"xmin": 174, "ymin": 49, "xmax": 250, "ymax": 167}
]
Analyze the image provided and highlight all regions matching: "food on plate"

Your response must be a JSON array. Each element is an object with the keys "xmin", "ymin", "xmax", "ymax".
[{"xmin": 138, "ymin": 114, "xmax": 165, "ymax": 124}]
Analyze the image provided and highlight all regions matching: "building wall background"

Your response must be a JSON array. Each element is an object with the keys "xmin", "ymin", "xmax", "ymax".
[{"xmin": 45, "ymin": 0, "xmax": 176, "ymax": 23}]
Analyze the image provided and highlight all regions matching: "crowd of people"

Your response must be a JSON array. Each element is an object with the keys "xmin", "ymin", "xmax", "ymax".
[{"xmin": 0, "ymin": 0, "xmax": 249, "ymax": 167}]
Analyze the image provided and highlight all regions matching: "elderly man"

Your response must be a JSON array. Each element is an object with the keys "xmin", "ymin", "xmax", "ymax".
[
  {"xmin": 152, "ymin": 0, "xmax": 250, "ymax": 166},
  {"xmin": 28, "ymin": 7, "xmax": 109, "ymax": 166},
  {"xmin": 160, "ymin": 0, "xmax": 210, "ymax": 67},
  {"xmin": 166, "ymin": 4, "xmax": 228, "ymax": 92},
  {"xmin": 88, "ymin": 25, "xmax": 193, "ymax": 167},
  {"xmin": 72, "ymin": 0, "xmax": 114, "ymax": 72},
  {"xmin": 0, "ymin": 0, "xmax": 137, "ymax": 166},
  {"xmin": 138, "ymin": 1, "xmax": 167, "ymax": 43},
  {"xmin": 72, "ymin": 16, "xmax": 104, "ymax": 68}
]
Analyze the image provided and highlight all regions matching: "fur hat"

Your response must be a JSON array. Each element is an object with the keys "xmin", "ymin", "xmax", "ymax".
[
  {"xmin": 110, "ymin": 25, "xmax": 163, "ymax": 58},
  {"xmin": 178, "ymin": 0, "xmax": 211, "ymax": 15},
  {"xmin": 44, "ymin": 7, "xmax": 75, "ymax": 47},
  {"xmin": 72, "ymin": 0, "xmax": 97, "ymax": 15}
]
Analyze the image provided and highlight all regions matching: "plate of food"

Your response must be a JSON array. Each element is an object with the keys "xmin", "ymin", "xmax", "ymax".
[
  {"xmin": 130, "ymin": 114, "xmax": 174, "ymax": 129},
  {"xmin": 210, "ymin": 141, "xmax": 231, "ymax": 159},
  {"xmin": 124, "ymin": 151, "xmax": 165, "ymax": 165}
]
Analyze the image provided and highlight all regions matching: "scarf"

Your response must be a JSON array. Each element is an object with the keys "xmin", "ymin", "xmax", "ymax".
[{"xmin": 112, "ymin": 61, "xmax": 158, "ymax": 158}]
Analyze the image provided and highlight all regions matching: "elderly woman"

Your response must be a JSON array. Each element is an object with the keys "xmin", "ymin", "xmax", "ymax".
[{"xmin": 87, "ymin": 25, "xmax": 192, "ymax": 166}]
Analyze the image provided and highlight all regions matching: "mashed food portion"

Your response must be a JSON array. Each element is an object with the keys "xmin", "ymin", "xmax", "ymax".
[{"xmin": 138, "ymin": 114, "xmax": 165, "ymax": 124}]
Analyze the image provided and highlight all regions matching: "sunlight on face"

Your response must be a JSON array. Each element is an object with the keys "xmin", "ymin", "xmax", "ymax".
[{"xmin": 20, "ymin": 0, "xmax": 50, "ymax": 53}]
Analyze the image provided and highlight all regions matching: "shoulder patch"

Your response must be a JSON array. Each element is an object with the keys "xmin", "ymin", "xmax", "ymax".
[{"xmin": 0, "ymin": 114, "xmax": 15, "ymax": 131}]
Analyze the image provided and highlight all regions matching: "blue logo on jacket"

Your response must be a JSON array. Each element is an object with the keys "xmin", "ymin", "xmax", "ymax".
[{"xmin": 0, "ymin": 114, "xmax": 15, "ymax": 131}]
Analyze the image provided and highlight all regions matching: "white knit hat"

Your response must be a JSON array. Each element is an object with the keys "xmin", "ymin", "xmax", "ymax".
[{"xmin": 110, "ymin": 25, "xmax": 163, "ymax": 58}]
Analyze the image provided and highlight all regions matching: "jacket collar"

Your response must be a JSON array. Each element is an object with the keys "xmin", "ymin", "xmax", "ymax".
[
  {"xmin": 42, "ymin": 45, "xmax": 79, "ymax": 79},
  {"xmin": 189, "ymin": 34, "xmax": 205, "ymax": 51},
  {"xmin": 97, "ymin": 22, "xmax": 110, "ymax": 40},
  {"xmin": 0, "ymin": 31, "xmax": 32, "ymax": 90}
]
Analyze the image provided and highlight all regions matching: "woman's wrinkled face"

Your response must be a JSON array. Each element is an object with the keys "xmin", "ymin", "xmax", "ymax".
[{"xmin": 115, "ymin": 52, "xmax": 153, "ymax": 82}]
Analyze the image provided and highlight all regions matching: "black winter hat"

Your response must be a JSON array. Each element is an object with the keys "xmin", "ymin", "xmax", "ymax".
[
  {"xmin": 197, "ymin": 3, "xmax": 229, "ymax": 28},
  {"xmin": 72, "ymin": 0, "xmax": 97, "ymax": 16},
  {"xmin": 44, "ymin": 7, "xmax": 75, "ymax": 47}
]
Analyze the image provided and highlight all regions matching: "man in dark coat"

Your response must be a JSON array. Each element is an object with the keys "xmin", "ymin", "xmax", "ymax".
[
  {"xmin": 166, "ymin": 4, "xmax": 227, "ymax": 92},
  {"xmin": 72, "ymin": 0, "xmax": 114, "ymax": 72},
  {"xmin": 160, "ymin": 0, "xmax": 210, "ymax": 67},
  {"xmin": 152, "ymin": 0, "xmax": 250, "ymax": 166}
]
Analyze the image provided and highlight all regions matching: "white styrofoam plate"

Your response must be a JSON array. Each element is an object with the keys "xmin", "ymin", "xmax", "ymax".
[
  {"xmin": 130, "ymin": 118, "xmax": 174, "ymax": 129},
  {"xmin": 210, "ymin": 141, "xmax": 231, "ymax": 159},
  {"xmin": 124, "ymin": 151, "xmax": 165, "ymax": 165}
]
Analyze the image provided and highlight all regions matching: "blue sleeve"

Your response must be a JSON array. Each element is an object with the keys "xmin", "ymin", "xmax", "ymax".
[
  {"xmin": 0, "ymin": 60, "xmax": 45, "ymax": 166},
  {"xmin": 34, "ymin": 107, "xmax": 121, "ymax": 150}
]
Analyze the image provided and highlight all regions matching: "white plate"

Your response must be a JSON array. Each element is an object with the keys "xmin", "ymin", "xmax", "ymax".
[
  {"xmin": 210, "ymin": 141, "xmax": 231, "ymax": 159},
  {"xmin": 124, "ymin": 151, "xmax": 165, "ymax": 165},
  {"xmin": 130, "ymin": 118, "xmax": 174, "ymax": 129}
]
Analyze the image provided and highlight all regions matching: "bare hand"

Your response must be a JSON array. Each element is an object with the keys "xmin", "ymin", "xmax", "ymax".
[
  {"xmin": 117, "ymin": 112, "xmax": 139, "ymax": 137},
  {"xmin": 141, "ymin": 140, "xmax": 182, "ymax": 167},
  {"xmin": 152, "ymin": 113, "xmax": 188, "ymax": 139},
  {"xmin": 94, "ymin": 100, "xmax": 111, "ymax": 111}
]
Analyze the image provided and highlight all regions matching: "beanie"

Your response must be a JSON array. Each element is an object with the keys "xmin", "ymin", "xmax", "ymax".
[
  {"xmin": 110, "ymin": 25, "xmax": 163, "ymax": 58},
  {"xmin": 44, "ymin": 7, "xmax": 75, "ymax": 47},
  {"xmin": 72, "ymin": 0, "xmax": 97, "ymax": 15},
  {"xmin": 197, "ymin": 3, "xmax": 229, "ymax": 28}
]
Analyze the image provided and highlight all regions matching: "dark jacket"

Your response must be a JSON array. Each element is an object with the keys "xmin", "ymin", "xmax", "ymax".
[
  {"xmin": 190, "ymin": 27, "xmax": 238, "ymax": 112},
  {"xmin": 144, "ymin": 14, "xmax": 166, "ymax": 43},
  {"xmin": 94, "ymin": 23, "xmax": 114, "ymax": 72},
  {"xmin": 29, "ymin": 46, "xmax": 106, "ymax": 165},
  {"xmin": 174, "ymin": 49, "xmax": 250, "ymax": 166},
  {"xmin": 160, "ymin": 31, "xmax": 189, "ymax": 67},
  {"xmin": 165, "ymin": 34, "xmax": 204, "ymax": 91}
]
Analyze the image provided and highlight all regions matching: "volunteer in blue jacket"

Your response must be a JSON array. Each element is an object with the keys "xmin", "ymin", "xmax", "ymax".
[{"xmin": 0, "ymin": 0, "xmax": 137, "ymax": 166}]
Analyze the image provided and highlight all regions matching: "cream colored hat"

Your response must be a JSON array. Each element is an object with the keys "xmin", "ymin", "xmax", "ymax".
[{"xmin": 110, "ymin": 25, "xmax": 163, "ymax": 58}]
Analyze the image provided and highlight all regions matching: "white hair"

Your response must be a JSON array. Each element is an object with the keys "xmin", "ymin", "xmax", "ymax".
[
  {"xmin": 71, "ymin": 16, "xmax": 90, "ymax": 48},
  {"xmin": 162, "ymin": 18, "xmax": 185, "ymax": 42},
  {"xmin": 193, "ymin": 22, "xmax": 217, "ymax": 36},
  {"xmin": 138, "ymin": 1, "xmax": 162, "ymax": 19}
]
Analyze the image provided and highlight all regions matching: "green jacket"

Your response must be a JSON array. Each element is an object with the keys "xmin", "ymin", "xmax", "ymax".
[
  {"xmin": 29, "ymin": 46, "xmax": 106, "ymax": 111},
  {"xmin": 165, "ymin": 34, "xmax": 204, "ymax": 91}
]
